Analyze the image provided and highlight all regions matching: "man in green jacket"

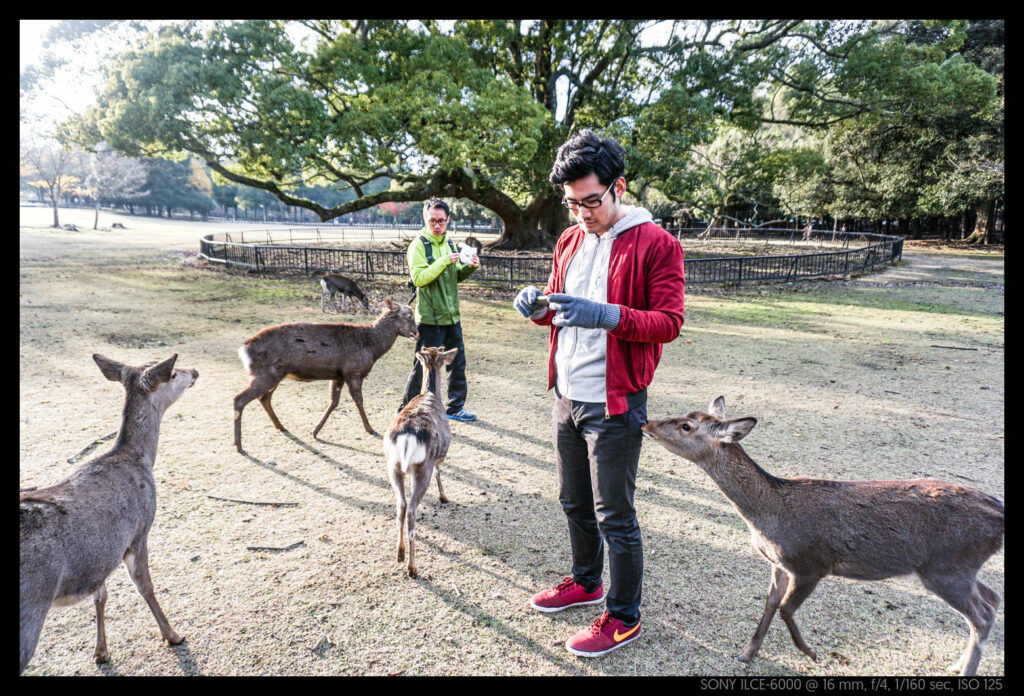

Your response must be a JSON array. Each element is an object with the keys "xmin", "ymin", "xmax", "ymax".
[{"xmin": 399, "ymin": 198, "xmax": 480, "ymax": 421}]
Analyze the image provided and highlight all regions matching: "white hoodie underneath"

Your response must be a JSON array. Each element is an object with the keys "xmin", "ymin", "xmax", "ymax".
[{"xmin": 555, "ymin": 205, "xmax": 653, "ymax": 403}]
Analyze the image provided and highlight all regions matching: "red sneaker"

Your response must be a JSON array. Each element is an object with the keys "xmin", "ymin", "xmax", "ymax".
[
  {"xmin": 565, "ymin": 612, "xmax": 642, "ymax": 657},
  {"xmin": 530, "ymin": 576, "xmax": 605, "ymax": 613}
]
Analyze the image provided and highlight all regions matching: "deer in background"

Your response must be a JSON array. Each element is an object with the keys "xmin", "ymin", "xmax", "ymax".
[
  {"xmin": 320, "ymin": 273, "xmax": 369, "ymax": 314},
  {"xmin": 20, "ymin": 354, "xmax": 198, "ymax": 674},
  {"xmin": 642, "ymin": 396, "xmax": 1004, "ymax": 676},
  {"xmin": 384, "ymin": 346, "xmax": 458, "ymax": 578},
  {"xmin": 234, "ymin": 298, "xmax": 418, "ymax": 452}
]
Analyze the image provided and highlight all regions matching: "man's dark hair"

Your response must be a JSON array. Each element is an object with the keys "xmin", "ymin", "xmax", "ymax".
[
  {"xmin": 423, "ymin": 197, "xmax": 450, "ymax": 218},
  {"xmin": 549, "ymin": 129, "xmax": 626, "ymax": 192}
]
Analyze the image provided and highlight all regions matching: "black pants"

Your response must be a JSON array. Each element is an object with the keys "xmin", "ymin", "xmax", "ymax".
[
  {"xmin": 400, "ymin": 322, "xmax": 468, "ymax": 414},
  {"xmin": 553, "ymin": 389, "xmax": 647, "ymax": 625}
]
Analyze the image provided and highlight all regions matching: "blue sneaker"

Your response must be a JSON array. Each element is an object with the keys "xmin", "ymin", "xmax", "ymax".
[{"xmin": 446, "ymin": 408, "xmax": 477, "ymax": 422}]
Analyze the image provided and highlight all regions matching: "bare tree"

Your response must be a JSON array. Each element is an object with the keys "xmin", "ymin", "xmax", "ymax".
[
  {"xmin": 20, "ymin": 135, "xmax": 83, "ymax": 228},
  {"xmin": 82, "ymin": 144, "xmax": 148, "ymax": 229}
]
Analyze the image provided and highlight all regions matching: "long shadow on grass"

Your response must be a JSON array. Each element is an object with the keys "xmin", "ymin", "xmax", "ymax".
[
  {"xmin": 239, "ymin": 452, "xmax": 392, "ymax": 519},
  {"xmin": 170, "ymin": 642, "xmax": 203, "ymax": 676},
  {"xmin": 471, "ymin": 418, "xmax": 551, "ymax": 451}
]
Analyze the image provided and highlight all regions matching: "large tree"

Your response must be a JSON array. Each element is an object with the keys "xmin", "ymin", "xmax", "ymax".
[{"xmin": 69, "ymin": 20, "xmax": 800, "ymax": 248}]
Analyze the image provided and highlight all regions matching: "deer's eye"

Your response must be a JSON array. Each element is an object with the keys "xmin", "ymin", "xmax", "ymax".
[{"xmin": 681, "ymin": 423, "xmax": 691, "ymax": 432}]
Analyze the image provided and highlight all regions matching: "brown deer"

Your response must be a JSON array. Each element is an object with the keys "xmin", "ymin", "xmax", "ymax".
[
  {"xmin": 20, "ymin": 354, "xmax": 198, "ymax": 674},
  {"xmin": 384, "ymin": 346, "xmax": 458, "ymax": 577},
  {"xmin": 234, "ymin": 298, "xmax": 417, "ymax": 452},
  {"xmin": 642, "ymin": 396, "xmax": 1004, "ymax": 676},
  {"xmin": 320, "ymin": 273, "xmax": 370, "ymax": 313}
]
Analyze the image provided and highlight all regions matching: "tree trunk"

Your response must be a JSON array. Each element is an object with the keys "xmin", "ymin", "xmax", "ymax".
[
  {"xmin": 964, "ymin": 199, "xmax": 994, "ymax": 245},
  {"xmin": 51, "ymin": 192, "xmax": 60, "ymax": 228},
  {"xmin": 94, "ymin": 199, "xmax": 100, "ymax": 230}
]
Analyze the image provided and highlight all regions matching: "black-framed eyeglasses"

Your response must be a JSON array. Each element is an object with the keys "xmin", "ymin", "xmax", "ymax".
[
  {"xmin": 562, "ymin": 181, "xmax": 616, "ymax": 211},
  {"xmin": 427, "ymin": 218, "xmax": 449, "ymax": 226}
]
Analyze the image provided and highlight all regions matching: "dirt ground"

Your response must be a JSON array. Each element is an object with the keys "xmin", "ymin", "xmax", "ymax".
[{"xmin": 19, "ymin": 210, "xmax": 1003, "ymax": 676}]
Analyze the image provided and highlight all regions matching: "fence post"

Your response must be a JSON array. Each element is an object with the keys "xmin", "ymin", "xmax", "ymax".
[
  {"xmin": 304, "ymin": 247, "xmax": 309, "ymax": 276},
  {"xmin": 508, "ymin": 258, "xmax": 514, "ymax": 290},
  {"xmin": 737, "ymin": 257, "xmax": 743, "ymax": 287},
  {"xmin": 365, "ymin": 251, "xmax": 374, "ymax": 279}
]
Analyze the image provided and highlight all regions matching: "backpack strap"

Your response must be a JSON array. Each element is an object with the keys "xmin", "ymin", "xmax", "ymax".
[
  {"xmin": 420, "ymin": 236, "xmax": 458, "ymax": 264},
  {"xmin": 419, "ymin": 235, "xmax": 434, "ymax": 264}
]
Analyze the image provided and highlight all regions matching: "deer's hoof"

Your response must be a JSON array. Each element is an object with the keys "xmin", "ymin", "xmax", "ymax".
[
  {"xmin": 408, "ymin": 567, "xmax": 418, "ymax": 579},
  {"xmin": 735, "ymin": 653, "xmax": 752, "ymax": 663},
  {"xmin": 166, "ymin": 632, "xmax": 185, "ymax": 646},
  {"xmin": 439, "ymin": 495, "xmax": 450, "ymax": 504},
  {"xmin": 94, "ymin": 650, "xmax": 110, "ymax": 664}
]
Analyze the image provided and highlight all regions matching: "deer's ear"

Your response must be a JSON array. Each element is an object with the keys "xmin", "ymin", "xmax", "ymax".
[
  {"xmin": 383, "ymin": 297, "xmax": 397, "ymax": 311},
  {"xmin": 141, "ymin": 354, "xmax": 178, "ymax": 390},
  {"xmin": 441, "ymin": 347, "xmax": 459, "ymax": 365},
  {"xmin": 93, "ymin": 354, "xmax": 125, "ymax": 382},
  {"xmin": 708, "ymin": 396, "xmax": 726, "ymax": 418},
  {"xmin": 717, "ymin": 417, "xmax": 756, "ymax": 443}
]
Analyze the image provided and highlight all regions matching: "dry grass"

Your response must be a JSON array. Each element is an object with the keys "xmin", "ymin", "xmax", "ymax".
[{"xmin": 19, "ymin": 209, "xmax": 1003, "ymax": 676}]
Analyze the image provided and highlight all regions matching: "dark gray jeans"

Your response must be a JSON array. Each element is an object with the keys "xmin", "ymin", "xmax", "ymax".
[{"xmin": 553, "ymin": 388, "xmax": 647, "ymax": 625}]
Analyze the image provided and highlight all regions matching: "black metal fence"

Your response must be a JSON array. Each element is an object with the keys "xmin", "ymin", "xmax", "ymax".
[{"xmin": 199, "ymin": 227, "xmax": 903, "ymax": 289}]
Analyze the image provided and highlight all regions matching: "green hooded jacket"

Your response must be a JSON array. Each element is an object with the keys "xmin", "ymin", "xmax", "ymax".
[{"xmin": 407, "ymin": 229, "xmax": 477, "ymax": 325}]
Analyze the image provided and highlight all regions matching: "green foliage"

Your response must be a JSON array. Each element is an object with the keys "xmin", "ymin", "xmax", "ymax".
[{"xmin": 58, "ymin": 19, "xmax": 1002, "ymax": 243}]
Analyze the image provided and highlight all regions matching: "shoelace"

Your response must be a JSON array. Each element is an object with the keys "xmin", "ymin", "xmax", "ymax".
[
  {"xmin": 588, "ymin": 612, "xmax": 613, "ymax": 635},
  {"xmin": 554, "ymin": 576, "xmax": 577, "ymax": 593}
]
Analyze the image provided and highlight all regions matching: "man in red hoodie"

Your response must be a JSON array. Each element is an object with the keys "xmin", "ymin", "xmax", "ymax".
[{"xmin": 514, "ymin": 130, "xmax": 685, "ymax": 658}]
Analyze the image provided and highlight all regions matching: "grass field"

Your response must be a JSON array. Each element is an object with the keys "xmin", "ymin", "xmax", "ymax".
[{"xmin": 20, "ymin": 208, "xmax": 1004, "ymax": 676}]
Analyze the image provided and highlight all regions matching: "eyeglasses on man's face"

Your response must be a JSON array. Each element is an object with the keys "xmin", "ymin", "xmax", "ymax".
[
  {"xmin": 562, "ymin": 180, "xmax": 615, "ymax": 211},
  {"xmin": 427, "ymin": 217, "xmax": 449, "ymax": 227}
]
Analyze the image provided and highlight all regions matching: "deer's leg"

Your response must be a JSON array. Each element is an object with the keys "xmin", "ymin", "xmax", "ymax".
[
  {"xmin": 737, "ymin": 564, "xmax": 790, "ymax": 662},
  {"xmin": 93, "ymin": 581, "xmax": 110, "ymax": 663},
  {"xmin": 976, "ymin": 580, "xmax": 1001, "ymax": 612},
  {"xmin": 312, "ymin": 380, "xmax": 343, "ymax": 439},
  {"xmin": 918, "ymin": 571, "xmax": 996, "ymax": 676},
  {"xmin": 340, "ymin": 293, "xmax": 347, "ymax": 313},
  {"xmin": 321, "ymin": 290, "xmax": 329, "ymax": 313},
  {"xmin": 777, "ymin": 572, "xmax": 821, "ymax": 661},
  {"xmin": 433, "ymin": 458, "xmax": 449, "ymax": 504},
  {"xmin": 258, "ymin": 386, "xmax": 286, "ymax": 431},
  {"xmin": 387, "ymin": 462, "xmax": 407, "ymax": 563},
  {"xmin": 345, "ymin": 375, "xmax": 376, "ymax": 435},
  {"xmin": 233, "ymin": 375, "xmax": 281, "ymax": 452},
  {"xmin": 405, "ymin": 463, "xmax": 433, "ymax": 578},
  {"xmin": 123, "ymin": 542, "xmax": 183, "ymax": 646}
]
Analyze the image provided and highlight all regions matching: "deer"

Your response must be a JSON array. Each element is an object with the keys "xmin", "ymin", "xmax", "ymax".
[
  {"xmin": 384, "ymin": 346, "xmax": 458, "ymax": 578},
  {"xmin": 320, "ymin": 273, "xmax": 370, "ymax": 314},
  {"xmin": 641, "ymin": 396, "xmax": 1004, "ymax": 676},
  {"xmin": 234, "ymin": 298, "xmax": 418, "ymax": 452},
  {"xmin": 20, "ymin": 354, "xmax": 198, "ymax": 674}
]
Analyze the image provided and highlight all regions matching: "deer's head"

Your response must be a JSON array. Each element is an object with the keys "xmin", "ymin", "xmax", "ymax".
[
  {"xmin": 642, "ymin": 396, "xmax": 757, "ymax": 467},
  {"xmin": 93, "ymin": 353, "xmax": 199, "ymax": 414},
  {"xmin": 382, "ymin": 298, "xmax": 418, "ymax": 340}
]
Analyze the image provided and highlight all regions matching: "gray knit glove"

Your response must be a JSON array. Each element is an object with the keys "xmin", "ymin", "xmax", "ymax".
[
  {"xmin": 547, "ymin": 293, "xmax": 620, "ymax": 331},
  {"xmin": 514, "ymin": 285, "xmax": 549, "ymax": 319}
]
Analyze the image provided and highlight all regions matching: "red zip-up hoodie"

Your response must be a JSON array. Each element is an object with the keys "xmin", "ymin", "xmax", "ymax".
[{"xmin": 532, "ymin": 220, "xmax": 685, "ymax": 415}]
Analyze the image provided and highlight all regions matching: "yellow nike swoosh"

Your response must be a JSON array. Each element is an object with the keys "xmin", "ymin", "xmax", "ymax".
[{"xmin": 613, "ymin": 623, "xmax": 641, "ymax": 642}]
